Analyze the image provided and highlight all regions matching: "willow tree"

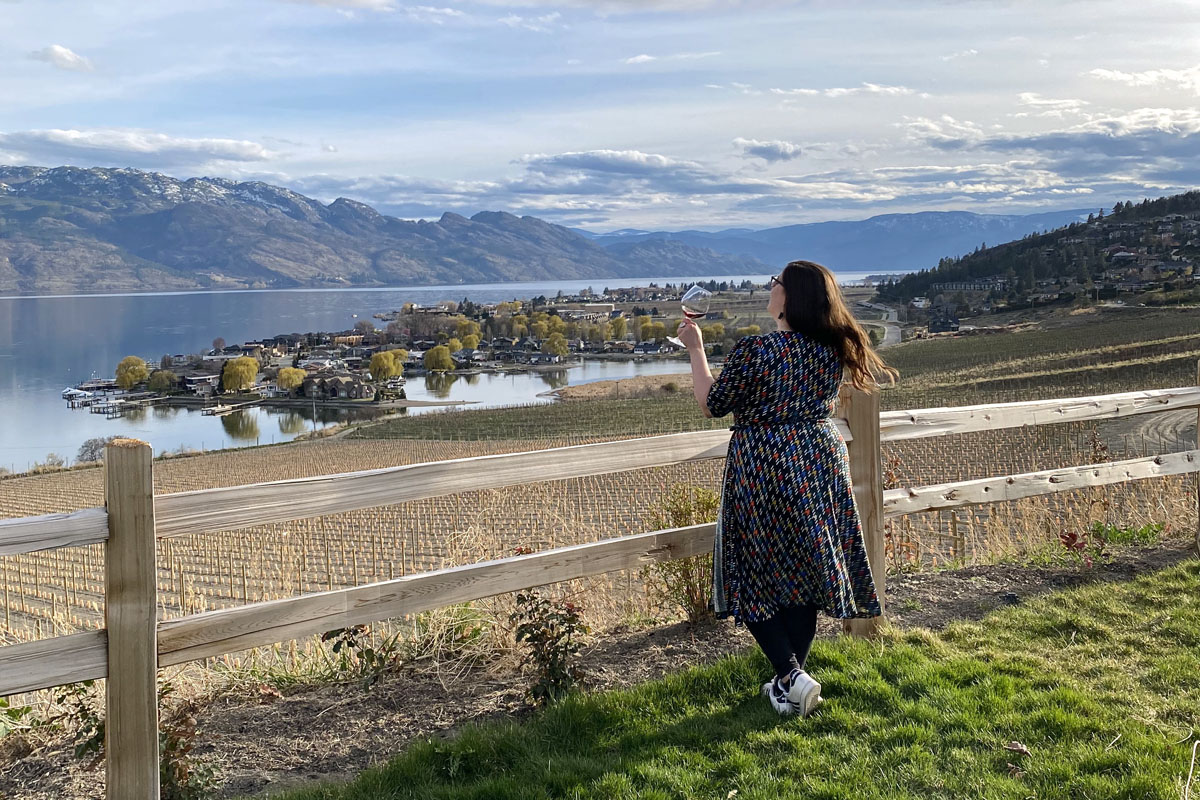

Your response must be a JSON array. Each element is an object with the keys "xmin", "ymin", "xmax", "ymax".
[
  {"xmin": 277, "ymin": 367, "xmax": 307, "ymax": 394},
  {"xmin": 424, "ymin": 345, "xmax": 454, "ymax": 371},
  {"xmin": 115, "ymin": 356, "xmax": 149, "ymax": 389},
  {"xmin": 369, "ymin": 351, "xmax": 401, "ymax": 380},
  {"xmin": 148, "ymin": 370, "xmax": 178, "ymax": 393},
  {"xmin": 222, "ymin": 356, "xmax": 260, "ymax": 392},
  {"xmin": 544, "ymin": 332, "xmax": 569, "ymax": 357}
]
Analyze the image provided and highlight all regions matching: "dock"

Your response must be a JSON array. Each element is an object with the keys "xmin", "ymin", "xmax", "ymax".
[
  {"xmin": 89, "ymin": 394, "xmax": 165, "ymax": 418},
  {"xmin": 201, "ymin": 400, "xmax": 262, "ymax": 417}
]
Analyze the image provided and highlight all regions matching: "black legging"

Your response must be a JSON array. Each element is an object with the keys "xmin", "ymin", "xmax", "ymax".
[{"xmin": 745, "ymin": 605, "xmax": 819, "ymax": 681}]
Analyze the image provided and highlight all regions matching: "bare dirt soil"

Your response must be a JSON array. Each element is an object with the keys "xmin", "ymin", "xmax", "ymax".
[{"xmin": 3, "ymin": 537, "xmax": 1196, "ymax": 800}]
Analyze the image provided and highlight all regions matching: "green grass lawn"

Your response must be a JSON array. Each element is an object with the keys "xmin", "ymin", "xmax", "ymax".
[{"xmin": 261, "ymin": 560, "xmax": 1200, "ymax": 800}]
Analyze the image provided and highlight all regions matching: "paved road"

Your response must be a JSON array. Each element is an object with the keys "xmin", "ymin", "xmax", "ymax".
[{"xmin": 857, "ymin": 302, "xmax": 902, "ymax": 347}]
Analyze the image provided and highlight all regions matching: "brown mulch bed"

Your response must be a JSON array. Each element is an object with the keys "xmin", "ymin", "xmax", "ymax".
[{"xmin": 2, "ymin": 537, "xmax": 1196, "ymax": 799}]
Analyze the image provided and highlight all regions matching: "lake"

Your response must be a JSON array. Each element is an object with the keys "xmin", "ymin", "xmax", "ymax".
[{"xmin": 0, "ymin": 271, "xmax": 881, "ymax": 471}]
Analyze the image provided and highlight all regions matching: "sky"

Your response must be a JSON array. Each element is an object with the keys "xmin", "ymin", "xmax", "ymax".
[{"xmin": 2, "ymin": 0, "xmax": 1200, "ymax": 230}]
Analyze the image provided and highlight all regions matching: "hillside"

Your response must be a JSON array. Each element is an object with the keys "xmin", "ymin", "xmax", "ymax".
[
  {"xmin": 577, "ymin": 208, "xmax": 1090, "ymax": 269},
  {"xmin": 877, "ymin": 191, "xmax": 1200, "ymax": 303},
  {"xmin": 0, "ymin": 166, "xmax": 766, "ymax": 295}
]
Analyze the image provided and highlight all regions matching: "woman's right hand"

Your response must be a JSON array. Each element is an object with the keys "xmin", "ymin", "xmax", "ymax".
[{"xmin": 676, "ymin": 318, "xmax": 704, "ymax": 351}]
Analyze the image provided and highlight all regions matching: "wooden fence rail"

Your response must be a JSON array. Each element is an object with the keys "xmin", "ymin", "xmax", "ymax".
[{"xmin": 1, "ymin": 372, "xmax": 1198, "ymax": 799}]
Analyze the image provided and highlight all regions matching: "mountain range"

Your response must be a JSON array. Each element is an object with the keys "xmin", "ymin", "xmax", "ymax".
[
  {"xmin": 0, "ymin": 166, "xmax": 765, "ymax": 296},
  {"xmin": 573, "ymin": 208, "xmax": 1091, "ymax": 270},
  {"xmin": 0, "ymin": 165, "xmax": 1091, "ymax": 296}
]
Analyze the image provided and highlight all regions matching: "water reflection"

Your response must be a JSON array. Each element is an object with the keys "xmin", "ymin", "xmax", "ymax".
[
  {"xmin": 220, "ymin": 410, "xmax": 261, "ymax": 441},
  {"xmin": 538, "ymin": 370, "xmax": 569, "ymax": 390},
  {"xmin": 152, "ymin": 404, "xmax": 181, "ymax": 420},
  {"xmin": 424, "ymin": 373, "xmax": 458, "ymax": 398},
  {"xmin": 276, "ymin": 412, "xmax": 309, "ymax": 435}
]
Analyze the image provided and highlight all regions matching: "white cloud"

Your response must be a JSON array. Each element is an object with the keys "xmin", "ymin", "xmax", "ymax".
[
  {"xmin": 1013, "ymin": 92, "xmax": 1090, "ymax": 118},
  {"xmin": 729, "ymin": 82, "xmax": 760, "ymax": 96},
  {"xmin": 734, "ymin": 137, "xmax": 803, "ymax": 163},
  {"xmin": 498, "ymin": 11, "xmax": 562, "ymax": 32},
  {"xmin": 940, "ymin": 48, "xmax": 978, "ymax": 61},
  {"xmin": 899, "ymin": 115, "xmax": 987, "ymax": 148},
  {"xmin": 0, "ymin": 129, "xmax": 274, "ymax": 167},
  {"xmin": 1087, "ymin": 65, "xmax": 1200, "ymax": 95},
  {"xmin": 771, "ymin": 83, "xmax": 917, "ymax": 98},
  {"xmin": 28, "ymin": 45, "xmax": 94, "ymax": 72},
  {"xmin": 826, "ymin": 83, "xmax": 915, "ymax": 98},
  {"xmin": 284, "ymin": 0, "xmax": 396, "ymax": 9},
  {"xmin": 623, "ymin": 51, "xmax": 719, "ymax": 65},
  {"xmin": 404, "ymin": 5, "xmax": 467, "ymax": 24}
]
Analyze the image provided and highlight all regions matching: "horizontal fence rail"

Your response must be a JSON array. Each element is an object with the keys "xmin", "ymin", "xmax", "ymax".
[
  {"xmin": 884, "ymin": 449, "xmax": 1200, "ymax": 517},
  {"xmin": 0, "ymin": 631, "xmax": 108, "ymax": 696},
  {"xmin": 0, "ymin": 507, "xmax": 109, "ymax": 557},
  {"xmin": 879, "ymin": 386, "xmax": 1200, "ymax": 442},
  {"xmin": 157, "ymin": 522, "xmax": 714, "ymax": 667},
  {"xmin": 153, "ymin": 429, "xmax": 740, "ymax": 539}
]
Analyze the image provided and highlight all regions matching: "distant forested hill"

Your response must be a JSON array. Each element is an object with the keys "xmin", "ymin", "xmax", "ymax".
[{"xmin": 876, "ymin": 191, "xmax": 1200, "ymax": 302}]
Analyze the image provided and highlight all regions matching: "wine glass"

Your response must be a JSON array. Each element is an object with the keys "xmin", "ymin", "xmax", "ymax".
[{"xmin": 666, "ymin": 285, "xmax": 713, "ymax": 347}]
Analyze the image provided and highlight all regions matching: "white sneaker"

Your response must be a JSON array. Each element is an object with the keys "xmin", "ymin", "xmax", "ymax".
[
  {"xmin": 786, "ymin": 668, "xmax": 823, "ymax": 718},
  {"xmin": 761, "ymin": 678, "xmax": 794, "ymax": 715}
]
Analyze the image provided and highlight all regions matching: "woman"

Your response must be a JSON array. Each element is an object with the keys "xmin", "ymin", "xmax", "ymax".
[{"xmin": 676, "ymin": 260, "xmax": 897, "ymax": 717}]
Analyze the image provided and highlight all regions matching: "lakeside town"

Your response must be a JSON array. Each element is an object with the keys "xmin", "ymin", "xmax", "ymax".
[
  {"xmin": 62, "ymin": 280, "xmax": 769, "ymax": 416},
  {"xmin": 62, "ymin": 229, "xmax": 1200, "ymax": 420}
]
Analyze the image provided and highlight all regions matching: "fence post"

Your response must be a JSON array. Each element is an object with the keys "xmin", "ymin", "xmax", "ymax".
[
  {"xmin": 1195, "ymin": 360, "xmax": 1199, "ymax": 556},
  {"xmin": 105, "ymin": 439, "xmax": 160, "ymax": 800},
  {"xmin": 840, "ymin": 385, "xmax": 885, "ymax": 637}
]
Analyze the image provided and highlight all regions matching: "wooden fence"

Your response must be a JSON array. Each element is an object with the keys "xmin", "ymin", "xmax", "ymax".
[{"xmin": 2, "ymin": 369, "xmax": 1199, "ymax": 798}]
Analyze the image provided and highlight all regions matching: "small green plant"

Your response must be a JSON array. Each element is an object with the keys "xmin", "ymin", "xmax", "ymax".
[
  {"xmin": 53, "ymin": 680, "xmax": 105, "ymax": 766},
  {"xmin": 510, "ymin": 591, "xmax": 589, "ymax": 705},
  {"xmin": 1089, "ymin": 520, "xmax": 1165, "ymax": 546},
  {"xmin": 158, "ymin": 683, "xmax": 217, "ymax": 800},
  {"xmin": 0, "ymin": 697, "xmax": 35, "ymax": 738},
  {"xmin": 661, "ymin": 381, "xmax": 679, "ymax": 393},
  {"xmin": 1058, "ymin": 525, "xmax": 1107, "ymax": 568},
  {"xmin": 320, "ymin": 624, "xmax": 404, "ymax": 687},
  {"xmin": 52, "ymin": 680, "xmax": 217, "ymax": 796},
  {"xmin": 643, "ymin": 484, "xmax": 720, "ymax": 623}
]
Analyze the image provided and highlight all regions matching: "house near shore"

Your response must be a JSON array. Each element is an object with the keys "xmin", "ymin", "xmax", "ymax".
[
  {"xmin": 298, "ymin": 356, "xmax": 346, "ymax": 371},
  {"xmin": 451, "ymin": 348, "xmax": 488, "ymax": 365},
  {"xmin": 302, "ymin": 373, "xmax": 376, "ymax": 400},
  {"xmin": 183, "ymin": 374, "xmax": 221, "ymax": 396},
  {"xmin": 523, "ymin": 353, "xmax": 562, "ymax": 365}
]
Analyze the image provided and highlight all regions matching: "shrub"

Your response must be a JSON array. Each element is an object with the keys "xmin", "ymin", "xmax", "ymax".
[
  {"xmin": 31, "ymin": 452, "xmax": 68, "ymax": 474},
  {"xmin": 52, "ymin": 680, "xmax": 218, "ymax": 797},
  {"xmin": 1089, "ymin": 520, "xmax": 1165, "ymax": 546},
  {"xmin": 158, "ymin": 683, "xmax": 217, "ymax": 800},
  {"xmin": 643, "ymin": 485, "xmax": 720, "ymax": 623},
  {"xmin": 77, "ymin": 435, "xmax": 120, "ymax": 464},
  {"xmin": 510, "ymin": 592, "xmax": 588, "ymax": 705},
  {"xmin": 661, "ymin": 381, "xmax": 679, "ymax": 393}
]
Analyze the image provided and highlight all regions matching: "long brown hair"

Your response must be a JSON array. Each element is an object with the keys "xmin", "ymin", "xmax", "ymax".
[{"xmin": 778, "ymin": 260, "xmax": 899, "ymax": 392}]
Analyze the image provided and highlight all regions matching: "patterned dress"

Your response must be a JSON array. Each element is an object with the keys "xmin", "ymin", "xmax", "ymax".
[{"xmin": 706, "ymin": 332, "xmax": 881, "ymax": 624}]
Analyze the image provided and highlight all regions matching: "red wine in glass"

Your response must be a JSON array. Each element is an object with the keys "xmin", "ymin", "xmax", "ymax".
[{"xmin": 667, "ymin": 285, "xmax": 714, "ymax": 347}]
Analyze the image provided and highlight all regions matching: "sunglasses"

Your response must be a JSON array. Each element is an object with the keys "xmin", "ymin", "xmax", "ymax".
[{"xmin": 767, "ymin": 275, "xmax": 782, "ymax": 289}]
